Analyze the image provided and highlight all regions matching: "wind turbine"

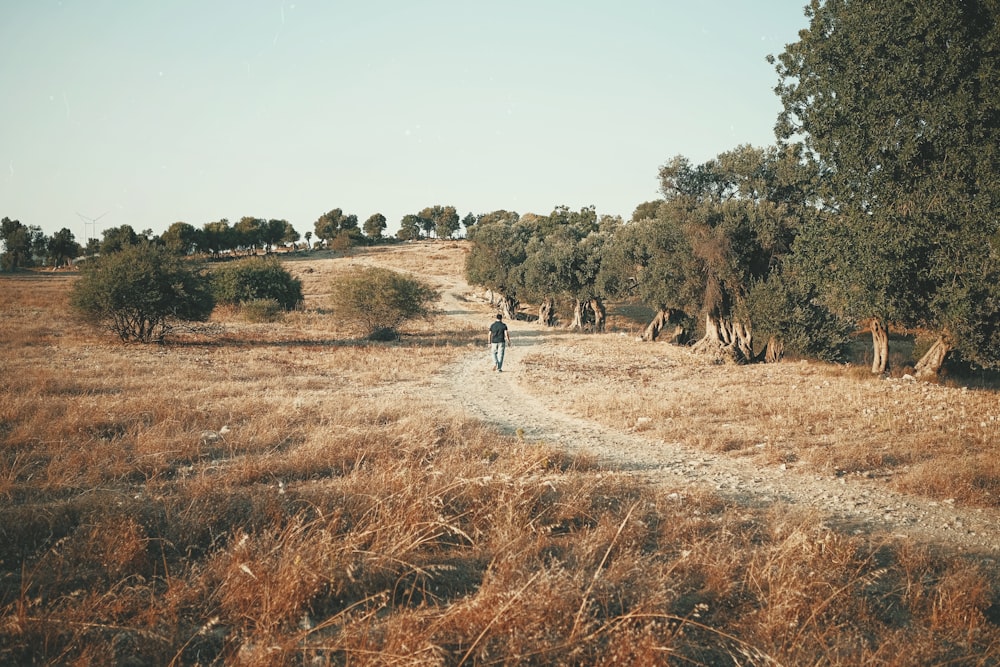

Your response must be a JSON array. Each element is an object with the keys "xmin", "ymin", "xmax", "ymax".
[{"xmin": 76, "ymin": 211, "xmax": 108, "ymax": 245}]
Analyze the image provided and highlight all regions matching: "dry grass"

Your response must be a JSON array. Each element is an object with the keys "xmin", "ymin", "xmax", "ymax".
[
  {"xmin": 2, "ymin": 243, "xmax": 1000, "ymax": 665},
  {"xmin": 518, "ymin": 333, "xmax": 1000, "ymax": 508}
]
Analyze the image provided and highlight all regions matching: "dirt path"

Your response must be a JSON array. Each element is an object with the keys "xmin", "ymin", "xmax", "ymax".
[{"xmin": 429, "ymin": 277, "xmax": 1000, "ymax": 555}]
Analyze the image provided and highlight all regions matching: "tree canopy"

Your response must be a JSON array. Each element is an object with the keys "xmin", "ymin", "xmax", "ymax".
[{"xmin": 771, "ymin": 0, "xmax": 1000, "ymax": 373}]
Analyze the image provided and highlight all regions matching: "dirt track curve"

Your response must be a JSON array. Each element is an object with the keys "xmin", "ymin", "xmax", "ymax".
[{"xmin": 427, "ymin": 275, "xmax": 1000, "ymax": 556}]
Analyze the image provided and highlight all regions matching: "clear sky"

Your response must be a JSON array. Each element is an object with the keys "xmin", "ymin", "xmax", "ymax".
[{"xmin": 1, "ymin": 1, "xmax": 809, "ymax": 242}]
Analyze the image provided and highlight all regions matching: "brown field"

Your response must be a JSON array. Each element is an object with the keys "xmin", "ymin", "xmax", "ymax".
[{"xmin": 2, "ymin": 242, "xmax": 999, "ymax": 665}]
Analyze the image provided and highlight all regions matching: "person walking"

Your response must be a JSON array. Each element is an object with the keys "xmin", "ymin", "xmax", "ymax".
[{"xmin": 488, "ymin": 313, "xmax": 511, "ymax": 372}]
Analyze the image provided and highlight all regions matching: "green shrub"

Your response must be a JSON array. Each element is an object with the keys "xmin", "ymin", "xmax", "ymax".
[
  {"xmin": 241, "ymin": 298, "xmax": 283, "ymax": 323},
  {"xmin": 329, "ymin": 267, "xmax": 439, "ymax": 340},
  {"xmin": 211, "ymin": 257, "xmax": 303, "ymax": 310},
  {"xmin": 70, "ymin": 243, "xmax": 214, "ymax": 343}
]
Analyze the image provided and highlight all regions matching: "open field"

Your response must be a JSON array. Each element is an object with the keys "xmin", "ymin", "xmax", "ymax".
[{"xmin": 2, "ymin": 242, "xmax": 999, "ymax": 665}]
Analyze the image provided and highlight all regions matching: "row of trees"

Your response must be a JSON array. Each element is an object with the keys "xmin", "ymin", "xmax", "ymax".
[
  {"xmin": 466, "ymin": 0, "xmax": 1000, "ymax": 379},
  {"xmin": 0, "ymin": 218, "xmax": 81, "ymax": 271},
  {"xmin": 2, "ymin": 202, "xmax": 483, "ymax": 270}
]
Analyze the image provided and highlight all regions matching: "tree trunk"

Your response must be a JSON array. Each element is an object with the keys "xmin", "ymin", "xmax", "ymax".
[
  {"xmin": 730, "ymin": 321, "xmax": 754, "ymax": 362},
  {"xmin": 870, "ymin": 317, "xmax": 889, "ymax": 374},
  {"xmin": 500, "ymin": 294, "xmax": 519, "ymax": 321},
  {"xmin": 538, "ymin": 297, "xmax": 557, "ymax": 326},
  {"xmin": 915, "ymin": 335, "xmax": 951, "ymax": 379},
  {"xmin": 763, "ymin": 336, "xmax": 784, "ymax": 363},
  {"xmin": 692, "ymin": 314, "xmax": 752, "ymax": 363},
  {"xmin": 692, "ymin": 314, "xmax": 727, "ymax": 357},
  {"xmin": 589, "ymin": 297, "xmax": 606, "ymax": 332},
  {"xmin": 567, "ymin": 299, "xmax": 586, "ymax": 331},
  {"xmin": 641, "ymin": 308, "xmax": 671, "ymax": 341},
  {"xmin": 641, "ymin": 308, "xmax": 687, "ymax": 344}
]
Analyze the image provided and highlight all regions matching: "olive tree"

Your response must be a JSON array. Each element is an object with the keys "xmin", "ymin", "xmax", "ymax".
[
  {"xmin": 465, "ymin": 213, "xmax": 533, "ymax": 319},
  {"xmin": 71, "ymin": 243, "xmax": 214, "ymax": 342},
  {"xmin": 772, "ymin": 0, "xmax": 1000, "ymax": 375}
]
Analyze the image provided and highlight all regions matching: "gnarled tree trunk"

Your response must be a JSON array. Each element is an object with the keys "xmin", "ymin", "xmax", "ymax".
[
  {"xmin": 870, "ymin": 317, "xmax": 889, "ymax": 374},
  {"xmin": 538, "ymin": 297, "xmax": 557, "ymax": 327},
  {"xmin": 589, "ymin": 297, "xmax": 606, "ymax": 332},
  {"xmin": 915, "ymin": 335, "xmax": 951, "ymax": 379},
  {"xmin": 641, "ymin": 308, "xmax": 672, "ymax": 341},
  {"xmin": 567, "ymin": 299, "xmax": 586, "ymax": 331},
  {"xmin": 692, "ymin": 314, "xmax": 753, "ymax": 363},
  {"xmin": 500, "ymin": 294, "xmax": 519, "ymax": 321},
  {"xmin": 641, "ymin": 308, "xmax": 687, "ymax": 344},
  {"xmin": 763, "ymin": 336, "xmax": 784, "ymax": 363}
]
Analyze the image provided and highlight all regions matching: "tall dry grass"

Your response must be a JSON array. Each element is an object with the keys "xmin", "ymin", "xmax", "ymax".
[{"xmin": 2, "ymin": 245, "xmax": 1000, "ymax": 665}]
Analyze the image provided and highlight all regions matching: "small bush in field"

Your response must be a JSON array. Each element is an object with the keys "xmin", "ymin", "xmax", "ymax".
[
  {"xmin": 329, "ymin": 266, "xmax": 438, "ymax": 340},
  {"xmin": 70, "ymin": 243, "xmax": 214, "ymax": 343},
  {"xmin": 241, "ymin": 298, "xmax": 283, "ymax": 322},
  {"xmin": 211, "ymin": 257, "xmax": 303, "ymax": 310}
]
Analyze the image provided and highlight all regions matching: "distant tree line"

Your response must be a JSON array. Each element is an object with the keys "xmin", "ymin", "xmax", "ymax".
[
  {"xmin": 466, "ymin": 0, "xmax": 1000, "ymax": 380},
  {"xmin": 0, "ymin": 203, "xmax": 481, "ymax": 270}
]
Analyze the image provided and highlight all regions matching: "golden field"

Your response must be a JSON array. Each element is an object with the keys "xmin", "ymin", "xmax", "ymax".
[{"xmin": 1, "ymin": 242, "xmax": 999, "ymax": 666}]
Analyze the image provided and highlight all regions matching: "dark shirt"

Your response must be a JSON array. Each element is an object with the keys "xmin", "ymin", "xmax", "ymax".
[{"xmin": 489, "ymin": 321, "xmax": 508, "ymax": 344}]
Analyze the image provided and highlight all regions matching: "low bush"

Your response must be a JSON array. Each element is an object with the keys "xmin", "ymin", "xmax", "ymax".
[
  {"xmin": 211, "ymin": 257, "xmax": 303, "ymax": 310},
  {"xmin": 70, "ymin": 243, "xmax": 214, "ymax": 342},
  {"xmin": 329, "ymin": 266, "xmax": 438, "ymax": 340}
]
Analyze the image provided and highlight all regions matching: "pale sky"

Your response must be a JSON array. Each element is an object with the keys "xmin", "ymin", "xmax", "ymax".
[{"xmin": 1, "ymin": 1, "xmax": 808, "ymax": 242}]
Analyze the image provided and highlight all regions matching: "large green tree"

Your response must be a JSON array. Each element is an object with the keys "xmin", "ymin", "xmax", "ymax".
[
  {"xmin": 202, "ymin": 219, "xmax": 235, "ymax": 257},
  {"xmin": 521, "ymin": 206, "xmax": 611, "ymax": 330},
  {"xmin": 396, "ymin": 214, "xmax": 422, "ymax": 241},
  {"xmin": 1, "ymin": 217, "xmax": 40, "ymax": 270},
  {"xmin": 314, "ymin": 209, "xmax": 360, "ymax": 245},
  {"xmin": 465, "ymin": 212, "xmax": 532, "ymax": 319},
  {"xmin": 772, "ymin": 0, "xmax": 1000, "ymax": 375},
  {"xmin": 233, "ymin": 217, "xmax": 265, "ymax": 254},
  {"xmin": 100, "ymin": 225, "xmax": 141, "ymax": 255},
  {"xmin": 419, "ymin": 205, "xmax": 460, "ymax": 240},
  {"xmin": 363, "ymin": 213, "xmax": 387, "ymax": 241},
  {"xmin": 162, "ymin": 222, "xmax": 203, "ymax": 256},
  {"xmin": 46, "ymin": 228, "xmax": 81, "ymax": 268}
]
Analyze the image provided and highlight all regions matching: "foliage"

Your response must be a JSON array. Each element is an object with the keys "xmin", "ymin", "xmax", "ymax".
[
  {"xmin": 328, "ymin": 266, "xmax": 438, "ymax": 340},
  {"xmin": 71, "ymin": 243, "xmax": 214, "ymax": 342},
  {"xmin": 419, "ymin": 204, "xmax": 461, "ymax": 239},
  {"xmin": 465, "ymin": 213, "xmax": 533, "ymax": 313},
  {"xmin": 315, "ymin": 208, "xmax": 362, "ymax": 245},
  {"xmin": 396, "ymin": 214, "xmax": 422, "ymax": 241},
  {"xmin": 522, "ymin": 206, "xmax": 608, "ymax": 304},
  {"xmin": 211, "ymin": 257, "xmax": 303, "ymax": 310},
  {"xmin": 771, "ymin": 0, "xmax": 1000, "ymax": 368},
  {"xmin": 202, "ymin": 219, "xmax": 236, "ymax": 256},
  {"xmin": 99, "ymin": 224, "xmax": 142, "ymax": 254},
  {"xmin": 746, "ymin": 272, "xmax": 853, "ymax": 362},
  {"xmin": 162, "ymin": 221, "xmax": 203, "ymax": 255},
  {"xmin": 363, "ymin": 213, "xmax": 387, "ymax": 240},
  {"xmin": 1, "ymin": 217, "xmax": 44, "ymax": 270},
  {"xmin": 46, "ymin": 227, "xmax": 81, "ymax": 268}
]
